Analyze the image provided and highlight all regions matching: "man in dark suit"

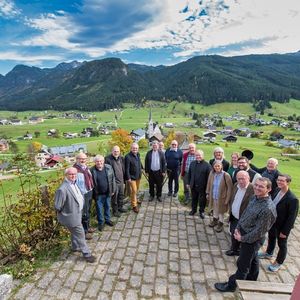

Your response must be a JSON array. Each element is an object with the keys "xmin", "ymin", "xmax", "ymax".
[
  {"xmin": 258, "ymin": 174, "xmax": 299, "ymax": 272},
  {"xmin": 165, "ymin": 140, "xmax": 183, "ymax": 197},
  {"xmin": 125, "ymin": 143, "xmax": 142, "ymax": 213},
  {"xmin": 105, "ymin": 145, "xmax": 126, "ymax": 217},
  {"xmin": 209, "ymin": 147, "xmax": 230, "ymax": 172},
  {"xmin": 187, "ymin": 150, "xmax": 211, "ymax": 219},
  {"xmin": 145, "ymin": 141, "xmax": 166, "ymax": 202},
  {"xmin": 226, "ymin": 171, "xmax": 254, "ymax": 256},
  {"xmin": 54, "ymin": 167, "xmax": 96, "ymax": 263}
]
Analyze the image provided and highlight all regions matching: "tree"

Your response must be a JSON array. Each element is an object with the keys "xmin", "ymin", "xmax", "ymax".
[
  {"xmin": 8, "ymin": 141, "xmax": 19, "ymax": 153},
  {"xmin": 109, "ymin": 129, "xmax": 133, "ymax": 154},
  {"xmin": 138, "ymin": 138, "xmax": 148, "ymax": 149},
  {"xmin": 27, "ymin": 142, "xmax": 42, "ymax": 160},
  {"xmin": 164, "ymin": 130, "xmax": 176, "ymax": 148},
  {"xmin": 34, "ymin": 131, "xmax": 41, "ymax": 138}
]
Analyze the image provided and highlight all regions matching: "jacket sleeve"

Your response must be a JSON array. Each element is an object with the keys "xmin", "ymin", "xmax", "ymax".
[
  {"xmin": 54, "ymin": 188, "xmax": 65, "ymax": 212},
  {"xmin": 224, "ymin": 173, "xmax": 233, "ymax": 204},
  {"xmin": 125, "ymin": 155, "xmax": 130, "ymax": 180},
  {"xmin": 145, "ymin": 152, "xmax": 150, "ymax": 173},
  {"xmin": 111, "ymin": 168, "xmax": 117, "ymax": 194},
  {"xmin": 249, "ymin": 163, "xmax": 265, "ymax": 174},
  {"xmin": 281, "ymin": 194, "xmax": 299, "ymax": 236}
]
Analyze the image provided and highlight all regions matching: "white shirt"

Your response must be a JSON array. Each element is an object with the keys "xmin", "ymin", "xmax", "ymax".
[
  {"xmin": 232, "ymin": 184, "xmax": 248, "ymax": 219},
  {"xmin": 68, "ymin": 180, "xmax": 84, "ymax": 210},
  {"xmin": 151, "ymin": 150, "xmax": 160, "ymax": 171}
]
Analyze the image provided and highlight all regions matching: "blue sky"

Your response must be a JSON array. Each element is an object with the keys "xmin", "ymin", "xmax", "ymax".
[{"xmin": 0, "ymin": 0, "xmax": 299, "ymax": 75}]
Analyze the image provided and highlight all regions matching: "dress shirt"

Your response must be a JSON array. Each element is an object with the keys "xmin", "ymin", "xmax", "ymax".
[
  {"xmin": 68, "ymin": 180, "xmax": 84, "ymax": 210},
  {"xmin": 232, "ymin": 184, "xmax": 247, "ymax": 219},
  {"xmin": 151, "ymin": 150, "xmax": 160, "ymax": 171},
  {"xmin": 273, "ymin": 190, "xmax": 285, "ymax": 206},
  {"xmin": 212, "ymin": 172, "xmax": 223, "ymax": 200}
]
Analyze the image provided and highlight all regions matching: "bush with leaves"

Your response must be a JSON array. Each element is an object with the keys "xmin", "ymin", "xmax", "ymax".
[{"xmin": 0, "ymin": 154, "xmax": 66, "ymax": 276}]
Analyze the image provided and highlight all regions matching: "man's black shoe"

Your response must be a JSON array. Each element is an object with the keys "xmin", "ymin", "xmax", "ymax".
[
  {"xmin": 189, "ymin": 210, "xmax": 196, "ymax": 216},
  {"xmin": 98, "ymin": 224, "xmax": 105, "ymax": 231},
  {"xmin": 199, "ymin": 212, "xmax": 205, "ymax": 219},
  {"xmin": 172, "ymin": 193, "xmax": 177, "ymax": 197},
  {"xmin": 85, "ymin": 255, "xmax": 97, "ymax": 263},
  {"xmin": 113, "ymin": 211, "xmax": 121, "ymax": 217},
  {"xmin": 225, "ymin": 250, "xmax": 240, "ymax": 256},
  {"xmin": 105, "ymin": 220, "xmax": 114, "ymax": 227},
  {"xmin": 157, "ymin": 197, "xmax": 162, "ymax": 202},
  {"xmin": 119, "ymin": 208, "xmax": 127, "ymax": 213},
  {"xmin": 167, "ymin": 192, "xmax": 172, "ymax": 197},
  {"xmin": 214, "ymin": 282, "xmax": 236, "ymax": 292},
  {"xmin": 149, "ymin": 196, "xmax": 154, "ymax": 202}
]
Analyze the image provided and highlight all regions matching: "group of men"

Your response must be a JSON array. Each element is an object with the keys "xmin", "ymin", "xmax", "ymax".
[{"xmin": 54, "ymin": 141, "xmax": 298, "ymax": 294}]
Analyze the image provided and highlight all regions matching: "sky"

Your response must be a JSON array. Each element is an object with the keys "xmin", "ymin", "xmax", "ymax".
[{"xmin": 0, "ymin": 0, "xmax": 299, "ymax": 75}]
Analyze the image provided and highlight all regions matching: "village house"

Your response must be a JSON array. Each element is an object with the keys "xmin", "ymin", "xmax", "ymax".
[
  {"xmin": 63, "ymin": 132, "xmax": 78, "ymax": 139},
  {"xmin": 223, "ymin": 135, "xmax": 238, "ymax": 142},
  {"xmin": 47, "ymin": 129, "xmax": 58, "ymax": 137},
  {"xmin": 23, "ymin": 133, "xmax": 33, "ymax": 140},
  {"xmin": 0, "ymin": 119, "xmax": 8, "ymax": 125},
  {"xmin": 49, "ymin": 144, "xmax": 87, "ymax": 157},
  {"xmin": 203, "ymin": 131, "xmax": 217, "ymax": 142},
  {"xmin": 130, "ymin": 129, "xmax": 146, "ymax": 142},
  {"xmin": 9, "ymin": 119, "xmax": 22, "ymax": 125},
  {"xmin": 278, "ymin": 139, "xmax": 299, "ymax": 149},
  {"xmin": 28, "ymin": 116, "xmax": 44, "ymax": 124}
]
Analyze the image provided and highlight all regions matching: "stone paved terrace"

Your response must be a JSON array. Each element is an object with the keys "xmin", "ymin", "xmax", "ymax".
[{"xmin": 10, "ymin": 192, "xmax": 300, "ymax": 300}]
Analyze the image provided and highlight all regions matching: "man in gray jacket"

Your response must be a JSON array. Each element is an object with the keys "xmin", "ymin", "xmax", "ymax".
[
  {"xmin": 54, "ymin": 167, "xmax": 96, "ymax": 263},
  {"xmin": 215, "ymin": 177, "xmax": 276, "ymax": 292}
]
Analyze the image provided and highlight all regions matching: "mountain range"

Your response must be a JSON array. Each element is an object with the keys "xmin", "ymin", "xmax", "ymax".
[{"xmin": 0, "ymin": 53, "xmax": 300, "ymax": 111}]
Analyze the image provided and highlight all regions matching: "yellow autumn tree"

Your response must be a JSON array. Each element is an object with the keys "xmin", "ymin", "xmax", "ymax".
[
  {"xmin": 109, "ymin": 129, "xmax": 133, "ymax": 154},
  {"xmin": 164, "ymin": 130, "xmax": 176, "ymax": 148}
]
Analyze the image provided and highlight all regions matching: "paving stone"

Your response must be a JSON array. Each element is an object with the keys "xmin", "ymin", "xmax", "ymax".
[
  {"xmin": 74, "ymin": 281, "xmax": 88, "ymax": 292},
  {"xmin": 70, "ymin": 292, "xmax": 83, "ymax": 300},
  {"xmin": 107, "ymin": 260, "xmax": 121, "ymax": 275},
  {"xmin": 155, "ymin": 278, "xmax": 167, "ymax": 296},
  {"xmin": 157, "ymin": 264, "xmax": 167, "ymax": 277},
  {"xmin": 85, "ymin": 279, "xmax": 101, "ymax": 298},
  {"xmin": 79, "ymin": 265, "xmax": 96, "ymax": 282},
  {"xmin": 180, "ymin": 275, "xmax": 193, "ymax": 291},
  {"xmin": 64, "ymin": 272, "xmax": 81, "ymax": 288},
  {"xmin": 97, "ymin": 292, "xmax": 110, "ymax": 300},
  {"xmin": 130, "ymin": 275, "xmax": 142, "ymax": 288},
  {"xmin": 118, "ymin": 265, "xmax": 131, "ymax": 280},
  {"xmin": 101, "ymin": 275, "xmax": 115, "ymax": 293},
  {"xmin": 125, "ymin": 289, "xmax": 138, "ymax": 300},
  {"xmin": 143, "ymin": 266, "xmax": 156, "ymax": 284},
  {"xmin": 112, "ymin": 291, "xmax": 124, "ymax": 300},
  {"xmin": 141, "ymin": 284, "xmax": 153, "ymax": 297},
  {"xmin": 56, "ymin": 287, "xmax": 72, "ymax": 299},
  {"xmin": 132, "ymin": 261, "xmax": 144, "ymax": 275},
  {"xmin": 180, "ymin": 260, "xmax": 191, "ymax": 274},
  {"xmin": 115, "ymin": 281, "xmax": 127, "ymax": 291}
]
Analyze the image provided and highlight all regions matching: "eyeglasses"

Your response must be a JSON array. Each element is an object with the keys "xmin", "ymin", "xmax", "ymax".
[
  {"xmin": 68, "ymin": 173, "xmax": 77, "ymax": 175},
  {"xmin": 171, "ymin": 144, "xmax": 177, "ymax": 146}
]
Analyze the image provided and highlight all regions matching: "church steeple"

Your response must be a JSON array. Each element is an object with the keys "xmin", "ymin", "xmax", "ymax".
[{"xmin": 147, "ymin": 105, "xmax": 154, "ymax": 138}]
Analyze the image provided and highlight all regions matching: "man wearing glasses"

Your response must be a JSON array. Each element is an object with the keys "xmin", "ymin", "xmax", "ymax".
[
  {"xmin": 215, "ymin": 177, "xmax": 276, "ymax": 292},
  {"xmin": 165, "ymin": 140, "xmax": 183, "ymax": 197}
]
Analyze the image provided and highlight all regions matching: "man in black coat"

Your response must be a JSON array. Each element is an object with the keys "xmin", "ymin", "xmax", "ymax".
[
  {"xmin": 258, "ymin": 174, "xmax": 299, "ymax": 272},
  {"xmin": 105, "ymin": 145, "xmax": 127, "ymax": 217},
  {"xmin": 187, "ymin": 150, "xmax": 211, "ymax": 219},
  {"xmin": 145, "ymin": 141, "xmax": 166, "ymax": 202},
  {"xmin": 125, "ymin": 143, "xmax": 142, "ymax": 213}
]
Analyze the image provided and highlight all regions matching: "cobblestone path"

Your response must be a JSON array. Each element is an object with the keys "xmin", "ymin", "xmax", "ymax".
[{"xmin": 11, "ymin": 192, "xmax": 300, "ymax": 299}]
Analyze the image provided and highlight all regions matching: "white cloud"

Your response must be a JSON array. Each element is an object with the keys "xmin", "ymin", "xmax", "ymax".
[
  {"xmin": 0, "ymin": 0, "xmax": 20, "ymax": 18},
  {"xmin": 0, "ymin": 51, "xmax": 63, "ymax": 62}
]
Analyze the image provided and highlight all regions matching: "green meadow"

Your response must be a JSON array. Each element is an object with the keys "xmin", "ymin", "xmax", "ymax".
[{"xmin": 0, "ymin": 99, "xmax": 299, "ymax": 202}]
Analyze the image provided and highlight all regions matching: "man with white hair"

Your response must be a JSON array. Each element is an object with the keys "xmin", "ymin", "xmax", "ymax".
[
  {"xmin": 90, "ymin": 155, "xmax": 116, "ymax": 231},
  {"xmin": 125, "ymin": 143, "xmax": 142, "ymax": 213},
  {"xmin": 105, "ymin": 146, "xmax": 126, "ymax": 217},
  {"xmin": 181, "ymin": 143, "xmax": 196, "ymax": 204},
  {"xmin": 55, "ymin": 167, "xmax": 96, "ymax": 263},
  {"xmin": 209, "ymin": 147, "xmax": 230, "ymax": 172},
  {"xmin": 250, "ymin": 157, "xmax": 281, "ymax": 195},
  {"xmin": 73, "ymin": 152, "xmax": 94, "ymax": 240}
]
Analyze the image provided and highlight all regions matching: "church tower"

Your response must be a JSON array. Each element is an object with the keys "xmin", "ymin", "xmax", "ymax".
[{"xmin": 147, "ymin": 106, "xmax": 154, "ymax": 138}]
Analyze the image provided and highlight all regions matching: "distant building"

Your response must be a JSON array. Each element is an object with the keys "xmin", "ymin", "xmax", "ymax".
[
  {"xmin": 23, "ymin": 133, "xmax": 33, "ymax": 140},
  {"xmin": 10, "ymin": 119, "xmax": 22, "ymax": 125},
  {"xmin": 28, "ymin": 116, "xmax": 44, "ymax": 124},
  {"xmin": 147, "ymin": 107, "xmax": 164, "ymax": 142},
  {"xmin": 130, "ymin": 129, "xmax": 146, "ymax": 142},
  {"xmin": 223, "ymin": 135, "xmax": 237, "ymax": 143},
  {"xmin": 49, "ymin": 144, "xmax": 87, "ymax": 156}
]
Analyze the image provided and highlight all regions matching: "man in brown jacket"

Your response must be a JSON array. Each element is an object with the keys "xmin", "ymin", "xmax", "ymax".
[{"xmin": 226, "ymin": 171, "xmax": 254, "ymax": 256}]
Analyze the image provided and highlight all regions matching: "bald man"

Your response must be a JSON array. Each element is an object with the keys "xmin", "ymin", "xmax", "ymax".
[
  {"xmin": 226, "ymin": 171, "xmax": 254, "ymax": 256},
  {"xmin": 55, "ymin": 167, "xmax": 96, "ymax": 263}
]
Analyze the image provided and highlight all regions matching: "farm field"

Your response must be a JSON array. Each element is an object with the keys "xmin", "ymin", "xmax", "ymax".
[{"xmin": 0, "ymin": 99, "xmax": 299, "ymax": 202}]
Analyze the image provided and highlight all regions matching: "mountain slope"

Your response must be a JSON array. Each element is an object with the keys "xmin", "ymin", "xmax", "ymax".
[{"xmin": 0, "ymin": 54, "xmax": 299, "ymax": 111}]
